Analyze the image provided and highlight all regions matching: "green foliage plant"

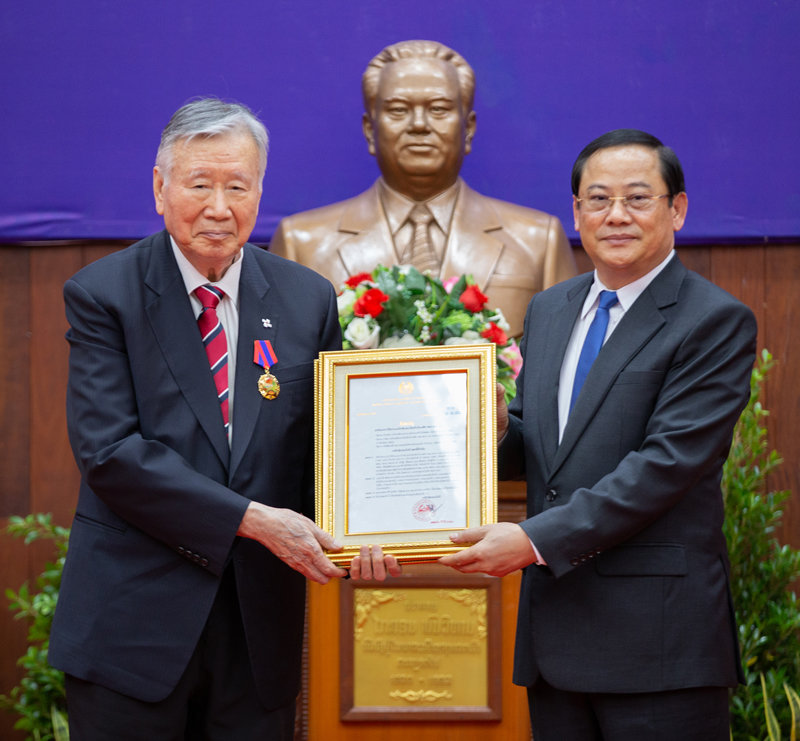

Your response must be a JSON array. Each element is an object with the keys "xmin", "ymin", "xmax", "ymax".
[
  {"xmin": 758, "ymin": 673, "xmax": 800, "ymax": 741},
  {"xmin": 724, "ymin": 350, "xmax": 800, "ymax": 739},
  {"xmin": 0, "ymin": 513, "xmax": 69, "ymax": 741}
]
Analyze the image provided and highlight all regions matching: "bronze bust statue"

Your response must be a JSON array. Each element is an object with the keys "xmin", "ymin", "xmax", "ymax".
[{"xmin": 270, "ymin": 40, "xmax": 576, "ymax": 337}]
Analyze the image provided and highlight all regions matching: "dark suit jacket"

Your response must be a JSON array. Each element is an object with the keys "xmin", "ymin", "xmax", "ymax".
[
  {"xmin": 269, "ymin": 179, "xmax": 576, "ymax": 337},
  {"xmin": 499, "ymin": 255, "xmax": 756, "ymax": 693},
  {"xmin": 49, "ymin": 231, "xmax": 341, "ymax": 707}
]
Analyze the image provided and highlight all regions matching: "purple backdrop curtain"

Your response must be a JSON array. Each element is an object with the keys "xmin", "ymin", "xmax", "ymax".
[{"xmin": 1, "ymin": 0, "xmax": 798, "ymax": 243}]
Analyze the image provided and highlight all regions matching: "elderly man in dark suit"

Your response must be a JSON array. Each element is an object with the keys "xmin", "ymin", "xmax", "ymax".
[
  {"xmin": 269, "ymin": 40, "xmax": 575, "ymax": 338},
  {"xmin": 441, "ymin": 129, "xmax": 756, "ymax": 740},
  {"xmin": 49, "ymin": 98, "xmax": 397, "ymax": 740}
]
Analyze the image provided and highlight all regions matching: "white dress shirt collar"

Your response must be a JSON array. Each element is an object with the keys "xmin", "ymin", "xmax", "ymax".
[
  {"xmin": 169, "ymin": 235, "xmax": 243, "ymax": 305},
  {"xmin": 581, "ymin": 249, "xmax": 676, "ymax": 318}
]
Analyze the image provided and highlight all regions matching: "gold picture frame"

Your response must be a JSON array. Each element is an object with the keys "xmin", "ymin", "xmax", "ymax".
[{"xmin": 315, "ymin": 344, "xmax": 497, "ymax": 565}]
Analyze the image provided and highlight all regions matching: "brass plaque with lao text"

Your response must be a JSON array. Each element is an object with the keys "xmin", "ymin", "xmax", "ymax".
[{"xmin": 340, "ymin": 572, "xmax": 501, "ymax": 721}]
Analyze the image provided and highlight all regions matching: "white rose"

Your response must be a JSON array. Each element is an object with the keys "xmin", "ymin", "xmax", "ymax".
[
  {"xmin": 344, "ymin": 317, "xmax": 380, "ymax": 349},
  {"xmin": 337, "ymin": 289, "xmax": 356, "ymax": 315},
  {"xmin": 486, "ymin": 307, "xmax": 511, "ymax": 333},
  {"xmin": 380, "ymin": 333, "xmax": 422, "ymax": 348},
  {"xmin": 444, "ymin": 330, "xmax": 489, "ymax": 345}
]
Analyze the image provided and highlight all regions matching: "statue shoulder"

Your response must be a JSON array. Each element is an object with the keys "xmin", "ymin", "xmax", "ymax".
[
  {"xmin": 275, "ymin": 183, "xmax": 381, "ymax": 236},
  {"xmin": 468, "ymin": 186, "xmax": 560, "ymax": 227},
  {"xmin": 269, "ymin": 182, "xmax": 385, "ymax": 283},
  {"xmin": 458, "ymin": 182, "xmax": 569, "ymax": 243}
]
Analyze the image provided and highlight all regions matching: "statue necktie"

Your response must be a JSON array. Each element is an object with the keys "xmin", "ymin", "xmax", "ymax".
[
  {"xmin": 407, "ymin": 205, "xmax": 438, "ymax": 274},
  {"xmin": 569, "ymin": 290, "xmax": 619, "ymax": 413},
  {"xmin": 195, "ymin": 284, "xmax": 229, "ymax": 430}
]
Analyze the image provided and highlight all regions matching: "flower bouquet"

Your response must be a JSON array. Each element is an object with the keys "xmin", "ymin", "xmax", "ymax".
[{"xmin": 337, "ymin": 264, "xmax": 521, "ymax": 402}]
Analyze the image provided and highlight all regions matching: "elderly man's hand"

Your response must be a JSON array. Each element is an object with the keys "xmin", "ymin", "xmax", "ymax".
[
  {"xmin": 438, "ymin": 523, "xmax": 536, "ymax": 577},
  {"xmin": 349, "ymin": 545, "xmax": 402, "ymax": 581},
  {"xmin": 238, "ymin": 502, "xmax": 347, "ymax": 584}
]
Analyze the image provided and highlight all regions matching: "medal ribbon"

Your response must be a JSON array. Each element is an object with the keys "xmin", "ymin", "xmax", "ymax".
[{"xmin": 254, "ymin": 340, "xmax": 278, "ymax": 369}]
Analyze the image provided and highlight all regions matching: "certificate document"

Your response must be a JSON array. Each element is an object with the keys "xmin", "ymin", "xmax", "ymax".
[
  {"xmin": 346, "ymin": 371, "xmax": 468, "ymax": 535},
  {"xmin": 315, "ymin": 344, "xmax": 496, "ymax": 564}
]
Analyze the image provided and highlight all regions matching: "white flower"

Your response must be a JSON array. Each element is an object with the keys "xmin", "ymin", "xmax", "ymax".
[
  {"xmin": 444, "ymin": 330, "xmax": 489, "ymax": 346},
  {"xmin": 414, "ymin": 299, "xmax": 434, "ymax": 324},
  {"xmin": 380, "ymin": 333, "xmax": 422, "ymax": 349},
  {"xmin": 337, "ymin": 289, "xmax": 356, "ymax": 315},
  {"xmin": 344, "ymin": 317, "xmax": 380, "ymax": 349},
  {"xmin": 420, "ymin": 325, "xmax": 431, "ymax": 342},
  {"xmin": 486, "ymin": 307, "xmax": 511, "ymax": 333}
]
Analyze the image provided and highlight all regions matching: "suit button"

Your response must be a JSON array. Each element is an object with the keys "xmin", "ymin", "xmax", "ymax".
[
  {"xmin": 546, "ymin": 489, "xmax": 557, "ymax": 502},
  {"xmin": 200, "ymin": 558, "xmax": 209, "ymax": 568},
  {"xmin": 178, "ymin": 546, "xmax": 186, "ymax": 556},
  {"xmin": 570, "ymin": 557, "xmax": 579, "ymax": 566}
]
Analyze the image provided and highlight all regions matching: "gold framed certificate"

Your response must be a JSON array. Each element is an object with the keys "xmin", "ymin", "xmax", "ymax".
[{"xmin": 315, "ymin": 344, "xmax": 497, "ymax": 564}]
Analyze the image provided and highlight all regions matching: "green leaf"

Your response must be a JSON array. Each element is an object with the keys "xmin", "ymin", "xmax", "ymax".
[
  {"xmin": 764, "ymin": 673, "xmax": 782, "ymax": 741},
  {"xmin": 785, "ymin": 684, "xmax": 800, "ymax": 741},
  {"xmin": 51, "ymin": 705, "xmax": 69, "ymax": 741}
]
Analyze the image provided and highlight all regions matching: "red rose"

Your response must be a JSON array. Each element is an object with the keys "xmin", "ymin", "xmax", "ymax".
[
  {"xmin": 354, "ymin": 288, "xmax": 389, "ymax": 318},
  {"xmin": 345, "ymin": 272, "xmax": 374, "ymax": 288},
  {"xmin": 459, "ymin": 284, "xmax": 490, "ymax": 313},
  {"xmin": 481, "ymin": 322, "xmax": 508, "ymax": 346}
]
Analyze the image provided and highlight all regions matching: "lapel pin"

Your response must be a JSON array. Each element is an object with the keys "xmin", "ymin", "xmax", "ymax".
[{"xmin": 261, "ymin": 318, "xmax": 272, "ymax": 328}]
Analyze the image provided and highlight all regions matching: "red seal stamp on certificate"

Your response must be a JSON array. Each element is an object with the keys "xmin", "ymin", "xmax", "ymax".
[{"xmin": 412, "ymin": 498, "xmax": 439, "ymax": 522}]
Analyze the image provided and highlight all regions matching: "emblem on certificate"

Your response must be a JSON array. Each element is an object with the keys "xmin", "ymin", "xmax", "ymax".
[{"xmin": 253, "ymin": 340, "xmax": 279, "ymax": 400}]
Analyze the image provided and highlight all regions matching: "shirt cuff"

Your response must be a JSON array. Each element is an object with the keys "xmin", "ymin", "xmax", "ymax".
[{"xmin": 528, "ymin": 538, "xmax": 547, "ymax": 566}]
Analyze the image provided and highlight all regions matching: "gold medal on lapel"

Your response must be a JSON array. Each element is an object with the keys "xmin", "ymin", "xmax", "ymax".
[
  {"xmin": 258, "ymin": 371, "xmax": 280, "ymax": 400},
  {"xmin": 254, "ymin": 340, "xmax": 280, "ymax": 401}
]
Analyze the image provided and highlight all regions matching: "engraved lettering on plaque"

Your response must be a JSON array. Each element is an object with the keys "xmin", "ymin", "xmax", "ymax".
[{"xmin": 352, "ymin": 587, "xmax": 488, "ymax": 707}]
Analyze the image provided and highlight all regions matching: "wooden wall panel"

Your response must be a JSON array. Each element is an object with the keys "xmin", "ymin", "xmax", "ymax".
[
  {"xmin": 0, "ymin": 248, "xmax": 31, "ymax": 517},
  {"xmin": 677, "ymin": 244, "xmax": 710, "ymax": 277},
  {"xmin": 30, "ymin": 247, "xmax": 83, "ymax": 521},
  {"xmin": 0, "ymin": 247, "xmax": 32, "ymax": 741},
  {"xmin": 708, "ymin": 244, "xmax": 768, "ymax": 360},
  {"xmin": 762, "ymin": 244, "xmax": 800, "ymax": 546}
]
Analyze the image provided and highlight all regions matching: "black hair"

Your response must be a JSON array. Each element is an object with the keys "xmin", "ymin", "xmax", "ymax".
[{"xmin": 571, "ymin": 129, "xmax": 685, "ymax": 200}]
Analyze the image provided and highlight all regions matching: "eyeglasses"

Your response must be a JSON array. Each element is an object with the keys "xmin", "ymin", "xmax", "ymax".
[{"xmin": 576, "ymin": 193, "xmax": 671, "ymax": 213}]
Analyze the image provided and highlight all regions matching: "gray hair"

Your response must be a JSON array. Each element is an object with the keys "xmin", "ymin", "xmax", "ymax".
[
  {"xmin": 362, "ymin": 40, "xmax": 475, "ymax": 115},
  {"xmin": 155, "ymin": 98, "xmax": 269, "ymax": 181}
]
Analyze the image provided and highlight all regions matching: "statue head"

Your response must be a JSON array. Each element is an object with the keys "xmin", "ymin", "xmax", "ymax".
[{"xmin": 361, "ymin": 40, "xmax": 477, "ymax": 202}]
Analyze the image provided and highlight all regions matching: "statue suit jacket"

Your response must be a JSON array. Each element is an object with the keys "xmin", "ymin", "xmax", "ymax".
[
  {"xmin": 49, "ymin": 230, "xmax": 341, "ymax": 707},
  {"xmin": 500, "ymin": 255, "xmax": 756, "ymax": 693},
  {"xmin": 269, "ymin": 179, "xmax": 576, "ymax": 337}
]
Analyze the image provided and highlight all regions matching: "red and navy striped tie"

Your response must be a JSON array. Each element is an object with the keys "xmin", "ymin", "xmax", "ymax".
[{"xmin": 195, "ymin": 284, "xmax": 229, "ymax": 430}]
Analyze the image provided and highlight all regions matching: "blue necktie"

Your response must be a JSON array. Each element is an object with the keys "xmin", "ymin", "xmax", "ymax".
[{"xmin": 569, "ymin": 290, "xmax": 619, "ymax": 413}]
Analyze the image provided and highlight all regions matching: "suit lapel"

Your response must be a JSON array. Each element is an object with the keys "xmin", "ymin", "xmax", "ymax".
[
  {"xmin": 143, "ymin": 232, "xmax": 230, "ymax": 468},
  {"xmin": 336, "ymin": 182, "xmax": 398, "ymax": 274},
  {"xmin": 551, "ymin": 257, "xmax": 686, "ymax": 477},
  {"xmin": 230, "ymin": 246, "xmax": 273, "ymax": 479},
  {"xmin": 441, "ymin": 183, "xmax": 505, "ymax": 288}
]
